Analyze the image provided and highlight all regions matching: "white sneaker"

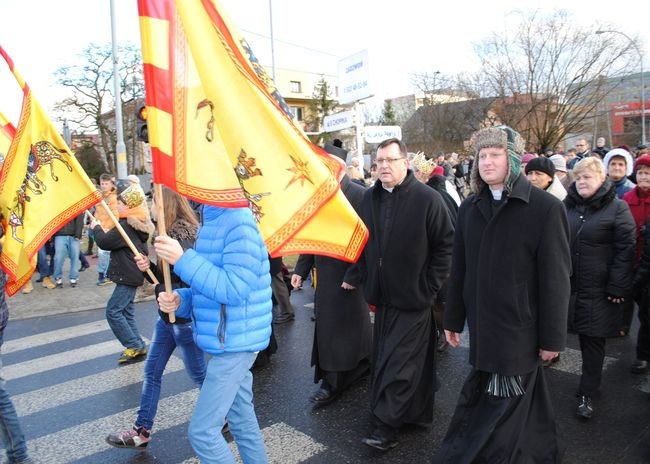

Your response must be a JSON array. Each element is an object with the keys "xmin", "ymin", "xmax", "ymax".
[{"xmin": 70, "ymin": 279, "xmax": 78, "ymax": 288}]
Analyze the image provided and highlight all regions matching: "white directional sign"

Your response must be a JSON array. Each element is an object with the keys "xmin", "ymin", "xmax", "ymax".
[
  {"xmin": 364, "ymin": 126, "xmax": 402, "ymax": 143},
  {"xmin": 323, "ymin": 110, "xmax": 355, "ymax": 133},
  {"xmin": 338, "ymin": 50, "xmax": 372, "ymax": 104}
]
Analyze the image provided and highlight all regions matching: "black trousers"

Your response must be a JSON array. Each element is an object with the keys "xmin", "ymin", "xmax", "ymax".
[
  {"xmin": 636, "ymin": 289, "xmax": 650, "ymax": 361},
  {"xmin": 578, "ymin": 334, "xmax": 606, "ymax": 397}
]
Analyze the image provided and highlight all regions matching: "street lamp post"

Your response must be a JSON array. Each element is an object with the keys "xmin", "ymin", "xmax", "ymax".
[
  {"xmin": 110, "ymin": 0, "xmax": 128, "ymax": 179},
  {"xmin": 596, "ymin": 29, "xmax": 646, "ymax": 146}
]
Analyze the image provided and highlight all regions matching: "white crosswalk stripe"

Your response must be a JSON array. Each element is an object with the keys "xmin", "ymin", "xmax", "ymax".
[
  {"xmin": 12, "ymin": 354, "xmax": 184, "ymax": 416},
  {"xmin": 6, "ymin": 319, "xmax": 327, "ymax": 463},
  {"xmin": 3, "ymin": 320, "xmax": 109, "ymax": 354}
]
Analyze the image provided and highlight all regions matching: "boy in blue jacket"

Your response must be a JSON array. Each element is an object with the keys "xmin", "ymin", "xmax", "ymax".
[{"xmin": 155, "ymin": 204, "xmax": 272, "ymax": 463}]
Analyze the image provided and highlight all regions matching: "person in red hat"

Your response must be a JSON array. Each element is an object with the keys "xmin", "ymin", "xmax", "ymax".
[{"xmin": 624, "ymin": 155, "xmax": 650, "ymax": 372}]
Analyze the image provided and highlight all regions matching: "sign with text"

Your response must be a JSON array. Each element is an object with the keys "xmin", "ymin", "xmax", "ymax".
[
  {"xmin": 338, "ymin": 50, "xmax": 372, "ymax": 104},
  {"xmin": 364, "ymin": 126, "xmax": 402, "ymax": 143},
  {"xmin": 323, "ymin": 110, "xmax": 355, "ymax": 133}
]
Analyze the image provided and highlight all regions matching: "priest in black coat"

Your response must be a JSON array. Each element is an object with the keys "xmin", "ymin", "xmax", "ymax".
[
  {"xmin": 433, "ymin": 126, "xmax": 571, "ymax": 463},
  {"xmin": 348, "ymin": 138, "xmax": 454, "ymax": 451}
]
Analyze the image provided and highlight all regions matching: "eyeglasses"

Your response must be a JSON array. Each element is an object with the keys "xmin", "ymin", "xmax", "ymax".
[
  {"xmin": 375, "ymin": 157, "xmax": 405, "ymax": 165},
  {"xmin": 576, "ymin": 144, "xmax": 585, "ymax": 147}
]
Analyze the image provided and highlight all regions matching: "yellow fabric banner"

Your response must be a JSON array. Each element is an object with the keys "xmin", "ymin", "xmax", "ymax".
[
  {"xmin": 0, "ymin": 47, "xmax": 102, "ymax": 295},
  {"xmin": 138, "ymin": 0, "xmax": 368, "ymax": 262}
]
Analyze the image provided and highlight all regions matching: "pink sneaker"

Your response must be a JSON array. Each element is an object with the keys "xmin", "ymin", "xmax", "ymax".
[{"xmin": 105, "ymin": 425, "xmax": 151, "ymax": 449}]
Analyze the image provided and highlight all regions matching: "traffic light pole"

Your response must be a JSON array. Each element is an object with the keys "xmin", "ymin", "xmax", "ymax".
[{"xmin": 110, "ymin": 0, "xmax": 128, "ymax": 179}]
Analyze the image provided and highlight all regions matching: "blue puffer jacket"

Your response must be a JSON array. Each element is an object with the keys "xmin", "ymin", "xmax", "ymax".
[{"xmin": 173, "ymin": 205, "xmax": 272, "ymax": 354}]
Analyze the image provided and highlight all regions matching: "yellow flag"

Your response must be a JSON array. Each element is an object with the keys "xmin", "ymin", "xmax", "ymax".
[
  {"xmin": 138, "ymin": 0, "xmax": 368, "ymax": 262},
  {"xmin": 0, "ymin": 112, "xmax": 15, "ymax": 162},
  {"xmin": 0, "ymin": 47, "xmax": 102, "ymax": 295}
]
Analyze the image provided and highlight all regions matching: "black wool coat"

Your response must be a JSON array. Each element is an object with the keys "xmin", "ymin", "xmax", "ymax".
[
  {"xmin": 445, "ymin": 175, "xmax": 572, "ymax": 376},
  {"xmin": 351, "ymin": 170, "xmax": 454, "ymax": 311},
  {"xmin": 294, "ymin": 175, "xmax": 372, "ymax": 372},
  {"xmin": 565, "ymin": 181, "xmax": 636, "ymax": 337}
]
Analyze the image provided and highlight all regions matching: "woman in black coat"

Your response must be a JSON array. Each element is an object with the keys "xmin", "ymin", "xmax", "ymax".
[{"xmin": 565, "ymin": 157, "xmax": 635, "ymax": 420}]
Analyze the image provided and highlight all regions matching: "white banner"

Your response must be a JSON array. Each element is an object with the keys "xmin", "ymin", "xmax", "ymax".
[
  {"xmin": 323, "ymin": 110, "xmax": 355, "ymax": 133},
  {"xmin": 364, "ymin": 126, "xmax": 402, "ymax": 143}
]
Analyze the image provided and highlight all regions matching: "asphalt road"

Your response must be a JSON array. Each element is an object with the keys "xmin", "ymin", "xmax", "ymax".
[{"xmin": 3, "ymin": 284, "xmax": 650, "ymax": 463}]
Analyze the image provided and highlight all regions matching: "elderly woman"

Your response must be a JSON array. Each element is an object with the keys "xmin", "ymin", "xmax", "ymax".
[
  {"xmin": 565, "ymin": 157, "xmax": 635, "ymax": 420},
  {"xmin": 623, "ymin": 155, "xmax": 650, "ymax": 373}
]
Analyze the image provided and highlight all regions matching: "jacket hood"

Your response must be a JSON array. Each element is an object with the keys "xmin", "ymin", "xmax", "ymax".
[{"xmin": 604, "ymin": 148, "xmax": 634, "ymax": 177}]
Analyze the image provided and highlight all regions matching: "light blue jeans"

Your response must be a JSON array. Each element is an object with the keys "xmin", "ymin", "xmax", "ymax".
[
  {"xmin": 136, "ymin": 318, "xmax": 206, "ymax": 430},
  {"xmin": 105, "ymin": 284, "xmax": 145, "ymax": 350},
  {"xmin": 53, "ymin": 235, "xmax": 80, "ymax": 281},
  {"xmin": 0, "ymin": 334, "xmax": 30, "ymax": 463},
  {"xmin": 189, "ymin": 351, "xmax": 267, "ymax": 463},
  {"xmin": 97, "ymin": 248, "xmax": 110, "ymax": 276}
]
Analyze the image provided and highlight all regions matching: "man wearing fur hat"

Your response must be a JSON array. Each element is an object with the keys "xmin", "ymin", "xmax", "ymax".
[
  {"xmin": 92, "ymin": 181, "xmax": 155, "ymax": 364},
  {"xmin": 433, "ymin": 126, "xmax": 571, "ymax": 463},
  {"xmin": 350, "ymin": 138, "xmax": 453, "ymax": 451},
  {"xmin": 604, "ymin": 148, "xmax": 636, "ymax": 198}
]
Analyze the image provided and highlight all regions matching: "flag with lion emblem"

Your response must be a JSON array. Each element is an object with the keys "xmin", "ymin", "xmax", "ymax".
[
  {"xmin": 0, "ymin": 47, "xmax": 102, "ymax": 295},
  {"xmin": 137, "ymin": 0, "xmax": 368, "ymax": 262}
]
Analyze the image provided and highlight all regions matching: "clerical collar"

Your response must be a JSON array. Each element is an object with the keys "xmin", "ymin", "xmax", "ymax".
[{"xmin": 489, "ymin": 186, "xmax": 504, "ymax": 200}]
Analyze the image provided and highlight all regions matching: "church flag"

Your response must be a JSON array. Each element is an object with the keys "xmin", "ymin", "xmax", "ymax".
[
  {"xmin": 137, "ymin": 0, "xmax": 368, "ymax": 262},
  {"xmin": 0, "ymin": 47, "xmax": 102, "ymax": 295}
]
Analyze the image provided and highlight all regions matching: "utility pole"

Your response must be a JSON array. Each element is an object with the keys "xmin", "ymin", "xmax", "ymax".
[{"xmin": 110, "ymin": 0, "xmax": 128, "ymax": 178}]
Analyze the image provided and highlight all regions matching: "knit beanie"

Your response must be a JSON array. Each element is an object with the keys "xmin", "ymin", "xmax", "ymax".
[
  {"xmin": 634, "ymin": 154, "xmax": 650, "ymax": 173},
  {"xmin": 525, "ymin": 156, "xmax": 556, "ymax": 179},
  {"xmin": 549, "ymin": 154, "xmax": 567, "ymax": 172},
  {"xmin": 469, "ymin": 126, "xmax": 525, "ymax": 193}
]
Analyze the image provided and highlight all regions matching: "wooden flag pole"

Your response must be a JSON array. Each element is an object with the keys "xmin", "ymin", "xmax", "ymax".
[
  {"xmin": 153, "ymin": 183, "xmax": 176, "ymax": 323},
  {"xmin": 97, "ymin": 200, "xmax": 159, "ymax": 285}
]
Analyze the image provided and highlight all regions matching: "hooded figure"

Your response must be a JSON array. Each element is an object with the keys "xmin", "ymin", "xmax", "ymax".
[
  {"xmin": 434, "ymin": 126, "xmax": 571, "ymax": 464},
  {"xmin": 603, "ymin": 148, "xmax": 636, "ymax": 198}
]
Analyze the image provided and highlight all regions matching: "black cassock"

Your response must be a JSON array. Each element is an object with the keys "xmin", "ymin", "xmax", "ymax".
[
  {"xmin": 371, "ymin": 304, "xmax": 436, "ymax": 428},
  {"xmin": 295, "ymin": 253, "xmax": 372, "ymax": 391},
  {"xmin": 293, "ymin": 176, "xmax": 373, "ymax": 392},
  {"xmin": 432, "ymin": 366, "xmax": 564, "ymax": 464}
]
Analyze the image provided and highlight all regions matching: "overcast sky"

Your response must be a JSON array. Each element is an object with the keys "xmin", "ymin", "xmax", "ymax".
[{"xmin": 0, "ymin": 0, "xmax": 647, "ymax": 127}]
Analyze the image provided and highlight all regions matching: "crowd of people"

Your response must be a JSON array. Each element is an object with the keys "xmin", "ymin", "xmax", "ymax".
[{"xmin": 3, "ymin": 131, "xmax": 650, "ymax": 463}]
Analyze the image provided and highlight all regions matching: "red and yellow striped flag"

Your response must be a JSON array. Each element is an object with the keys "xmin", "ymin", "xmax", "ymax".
[
  {"xmin": 137, "ymin": 0, "xmax": 368, "ymax": 262},
  {"xmin": 0, "ymin": 47, "xmax": 102, "ymax": 295}
]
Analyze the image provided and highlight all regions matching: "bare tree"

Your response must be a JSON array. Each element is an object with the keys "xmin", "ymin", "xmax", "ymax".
[
  {"xmin": 474, "ymin": 10, "xmax": 637, "ymax": 152},
  {"xmin": 403, "ymin": 71, "xmax": 494, "ymax": 153},
  {"xmin": 52, "ymin": 43, "xmax": 144, "ymax": 173}
]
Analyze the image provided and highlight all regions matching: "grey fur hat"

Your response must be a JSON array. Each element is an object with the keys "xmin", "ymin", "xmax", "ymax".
[{"xmin": 469, "ymin": 126, "xmax": 525, "ymax": 193}]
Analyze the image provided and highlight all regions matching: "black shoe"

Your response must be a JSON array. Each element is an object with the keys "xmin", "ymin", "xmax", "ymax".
[
  {"xmin": 79, "ymin": 264, "xmax": 89, "ymax": 272},
  {"xmin": 576, "ymin": 396, "xmax": 593, "ymax": 420},
  {"xmin": 631, "ymin": 359, "xmax": 649, "ymax": 374},
  {"xmin": 309, "ymin": 387, "xmax": 338, "ymax": 408},
  {"xmin": 361, "ymin": 432, "xmax": 398, "ymax": 451}
]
